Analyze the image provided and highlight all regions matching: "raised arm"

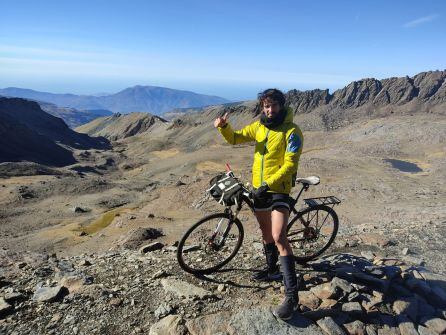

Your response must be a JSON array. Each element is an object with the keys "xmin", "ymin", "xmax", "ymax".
[{"xmin": 214, "ymin": 112, "xmax": 257, "ymax": 145}]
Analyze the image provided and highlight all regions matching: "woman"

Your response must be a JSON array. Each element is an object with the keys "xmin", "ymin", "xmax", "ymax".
[{"xmin": 214, "ymin": 88, "xmax": 303, "ymax": 320}]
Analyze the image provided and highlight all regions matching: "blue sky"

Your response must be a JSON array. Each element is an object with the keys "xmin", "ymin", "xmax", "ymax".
[{"xmin": 1, "ymin": 0, "xmax": 445, "ymax": 101}]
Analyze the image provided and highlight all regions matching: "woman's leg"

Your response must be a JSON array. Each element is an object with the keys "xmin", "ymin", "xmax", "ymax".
[
  {"xmin": 271, "ymin": 207, "xmax": 299, "ymax": 320},
  {"xmin": 271, "ymin": 208, "xmax": 291, "ymax": 255},
  {"xmin": 254, "ymin": 210, "xmax": 273, "ymax": 244},
  {"xmin": 252, "ymin": 210, "xmax": 280, "ymax": 280}
]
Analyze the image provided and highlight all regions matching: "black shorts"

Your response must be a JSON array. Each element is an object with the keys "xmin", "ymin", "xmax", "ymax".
[{"xmin": 253, "ymin": 193, "xmax": 292, "ymax": 212}]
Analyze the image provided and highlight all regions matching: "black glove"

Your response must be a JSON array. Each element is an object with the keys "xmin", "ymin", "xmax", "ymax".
[{"xmin": 253, "ymin": 182, "xmax": 270, "ymax": 199}]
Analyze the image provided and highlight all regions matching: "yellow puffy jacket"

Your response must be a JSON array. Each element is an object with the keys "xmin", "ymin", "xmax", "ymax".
[{"xmin": 218, "ymin": 108, "xmax": 303, "ymax": 194}]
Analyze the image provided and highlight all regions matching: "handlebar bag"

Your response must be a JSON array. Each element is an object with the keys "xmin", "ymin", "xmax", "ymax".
[{"xmin": 208, "ymin": 173, "xmax": 243, "ymax": 206}]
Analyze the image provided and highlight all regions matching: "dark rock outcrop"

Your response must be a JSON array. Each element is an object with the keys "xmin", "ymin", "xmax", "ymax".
[
  {"xmin": 373, "ymin": 76, "xmax": 418, "ymax": 105},
  {"xmin": 413, "ymin": 70, "xmax": 446, "ymax": 101},
  {"xmin": 285, "ymin": 70, "xmax": 446, "ymax": 114},
  {"xmin": 0, "ymin": 97, "xmax": 110, "ymax": 166},
  {"xmin": 330, "ymin": 78, "xmax": 383, "ymax": 108},
  {"xmin": 287, "ymin": 89, "xmax": 331, "ymax": 113}
]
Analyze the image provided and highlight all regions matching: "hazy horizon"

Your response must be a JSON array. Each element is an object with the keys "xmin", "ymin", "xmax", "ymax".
[{"xmin": 1, "ymin": 0, "xmax": 445, "ymax": 101}]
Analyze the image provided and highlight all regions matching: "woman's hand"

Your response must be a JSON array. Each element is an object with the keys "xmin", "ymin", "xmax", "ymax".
[{"xmin": 214, "ymin": 112, "xmax": 228, "ymax": 128}]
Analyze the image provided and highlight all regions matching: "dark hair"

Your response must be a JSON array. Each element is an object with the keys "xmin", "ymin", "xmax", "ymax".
[{"xmin": 258, "ymin": 88, "xmax": 286, "ymax": 108}]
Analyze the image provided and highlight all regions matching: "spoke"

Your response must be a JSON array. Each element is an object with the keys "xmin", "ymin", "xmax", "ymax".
[
  {"xmin": 288, "ymin": 207, "xmax": 336, "ymax": 260},
  {"xmin": 181, "ymin": 216, "xmax": 240, "ymax": 271},
  {"xmin": 315, "ymin": 210, "xmax": 331, "ymax": 231}
]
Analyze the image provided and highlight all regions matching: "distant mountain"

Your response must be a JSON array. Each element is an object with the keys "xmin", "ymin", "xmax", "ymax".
[
  {"xmin": 76, "ymin": 112, "xmax": 167, "ymax": 141},
  {"xmin": 0, "ymin": 97, "xmax": 110, "ymax": 166},
  {"xmin": 0, "ymin": 86, "xmax": 231, "ymax": 115}
]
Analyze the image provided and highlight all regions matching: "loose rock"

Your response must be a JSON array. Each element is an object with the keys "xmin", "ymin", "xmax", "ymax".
[
  {"xmin": 420, "ymin": 317, "xmax": 446, "ymax": 334},
  {"xmin": 149, "ymin": 314, "xmax": 186, "ymax": 335},
  {"xmin": 139, "ymin": 242, "xmax": 165, "ymax": 253},
  {"xmin": 161, "ymin": 279, "xmax": 214, "ymax": 300},
  {"xmin": 317, "ymin": 316, "xmax": 346, "ymax": 335},
  {"xmin": 32, "ymin": 286, "xmax": 65, "ymax": 303}
]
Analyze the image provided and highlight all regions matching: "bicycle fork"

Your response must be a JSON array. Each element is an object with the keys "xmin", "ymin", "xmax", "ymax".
[{"xmin": 207, "ymin": 208, "xmax": 238, "ymax": 250}]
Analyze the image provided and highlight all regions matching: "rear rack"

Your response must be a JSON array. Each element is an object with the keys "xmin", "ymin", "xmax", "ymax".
[{"xmin": 304, "ymin": 196, "xmax": 341, "ymax": 207}]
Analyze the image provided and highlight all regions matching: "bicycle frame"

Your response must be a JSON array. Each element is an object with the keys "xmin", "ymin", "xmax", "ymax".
[
  {"xmin": 227, "ymin": 182, "xmax": 309, "ymax": 219},
  {"xmin": 226, "ymin": 182, "xmax": 339, "ymax": 235},
  {"xmin": 216, "ymin": 170, "xmax": 340, "ymax": 242}
]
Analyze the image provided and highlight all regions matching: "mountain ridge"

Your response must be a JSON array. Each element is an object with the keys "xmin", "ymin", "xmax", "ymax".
[
  {"xmin": 0, "ymin": 86, "xmax": 231, "ymax": 115},
  {"xmin": 286, "ymin": 70, "xmax": 446, "ymax": 114},
  {"xmin": 75, "ymin": 112, "xmax": 168, "ymax": 141}
]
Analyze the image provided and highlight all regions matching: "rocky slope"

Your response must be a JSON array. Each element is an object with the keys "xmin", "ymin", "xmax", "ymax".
[
  {"xmin": 287, "ymin": 70, "xmax": 446, "ymax": 113},
  {"xmin": 0, "ymin": 97, "xmax": 110, "ymax": 166},
  {"xmin": 75, "ymin": 112, "xmax": 168, "ymax": 141},
  {"xmin": 1, "ymin": 227, "xmax": 445, "ymax": 335},
  {"xmin": 0, "ymin": 86, "xmax": 231, "ymax": 115}
]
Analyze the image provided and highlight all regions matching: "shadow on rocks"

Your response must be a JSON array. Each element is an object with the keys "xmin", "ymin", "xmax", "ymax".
[{"xmin": 194, "ymin": 267, "xmax": 275, "ymax": 290}]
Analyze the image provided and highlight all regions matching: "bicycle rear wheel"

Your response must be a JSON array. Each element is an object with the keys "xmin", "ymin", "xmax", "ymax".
[
  {"xmin": 177, "ymin": 213, "xmax": 244, "ymax": 275},
  {"xmin": 287, "ymin": 204, "xmax": 338, "ymax": 262}
]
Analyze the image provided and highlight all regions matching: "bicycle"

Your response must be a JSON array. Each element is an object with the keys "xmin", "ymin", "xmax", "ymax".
[{"xmin": 177, "ymin": 167, "xmax": 341, "ymax": 275}]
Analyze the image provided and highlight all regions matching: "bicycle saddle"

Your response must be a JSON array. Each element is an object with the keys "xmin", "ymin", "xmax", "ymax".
[{"xmin": 296, "ymin": 176, "xmax": 320, "ymax": 185}]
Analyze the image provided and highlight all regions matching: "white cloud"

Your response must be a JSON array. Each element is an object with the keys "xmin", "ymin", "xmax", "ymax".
[{"xmin": 403, "ymin": 14, "xmax": 439, "ymax": 28}]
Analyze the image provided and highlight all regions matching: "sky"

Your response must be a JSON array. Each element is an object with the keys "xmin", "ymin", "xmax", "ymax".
[{"xmin": 1, "ymin": 0, "xmax": 445, "ymax": 101}]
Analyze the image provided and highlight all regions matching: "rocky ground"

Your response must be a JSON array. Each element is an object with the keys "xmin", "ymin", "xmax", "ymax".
[{"xmin": 1, "ymin": 229, "xmax": 446, "ymax": 335}]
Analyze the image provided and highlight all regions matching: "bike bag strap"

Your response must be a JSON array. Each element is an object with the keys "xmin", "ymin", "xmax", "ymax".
[{"xmin": 208, "ymin": 173, "xmax": 243, "ymax": 206}]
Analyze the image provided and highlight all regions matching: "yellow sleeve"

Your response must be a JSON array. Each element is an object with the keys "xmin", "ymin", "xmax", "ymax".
[
  {"xmin": 218, "ymin": 122, "xmax": 258, "ymax": 145},
  {"xmin": 264, "ymin": 128, "xmax": 303, "ymax": 189}
]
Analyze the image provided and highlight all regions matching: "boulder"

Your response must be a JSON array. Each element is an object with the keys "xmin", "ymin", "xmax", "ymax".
[
  {"xmin": 396, "ymin": 315, "xmax": 419, "ymax": 335},
  {"xmin": 344, "ymin": 320, "xmax": 366, "ymax": 335},
  {"xmin": 154, "ymin": 303, "xmax": 173, "ymax": 319},
  {"xmin": 160, "ymin": 279, "xmax": 213, "ymax": 300},
  {"xmin": 317, "ymin": 316, "xmax": 346, "ymax": 335},
  {"xmin": 311, "ymin": 283, "xmax": 342, "ymax": 300},
  {"xmin": 139, "ymin": 242, "xmax": 165, "ymax": 253},
  {"xmin": 420, "ymin": 317, "xmax": 446, "ymax": 334},
  {"xmin": 117, "ymin": 227, "xmax": 163, "ymax": 249},
  {"xmin": 341, "ymin": 302, "xmax": 363, "ymax": 316},
  {"xmin": 332, "ymin": 277, "xmax": 354, "ymax": 294},
  {"xmin": 32, "ymin": 285, "xmax": 66, "ymax": 302},
  {"xmin": 299, "ymin": 291, "xmax": 321, "ymax": 311},
  {"xmin": 417, "ymin": 325, "xmax": 437, "ymax": 335},
  {"xmin": 392, "ymin": 297, "xmax": 418, "ymax": 322},
  {"xmin": 358, "ymin": 233, "xmax": 393, "ymax": 248},
  {"xmin": 186, "ymin": 307, "xmax": 321, "ymax": 335},
  {"xmin": 149, "ymin": 314, "xmax": 186, "ymax": 335}
]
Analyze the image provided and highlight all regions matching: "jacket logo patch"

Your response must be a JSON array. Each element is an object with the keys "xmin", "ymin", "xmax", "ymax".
[{"xmin": 287, "ymin": 133, "xmax": 301, "ymax": 153}]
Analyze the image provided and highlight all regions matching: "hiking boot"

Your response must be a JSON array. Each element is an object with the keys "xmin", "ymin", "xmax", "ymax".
[
  {"xmin": 251, "ymin": 267, "xmax": 282, "ymax": 282},
  {"xmin": 251, "ymin": 242, "xmax": 280, "ymax": 281},
  {"xmin": 273, "ymin": 296, "xmax": 298, "ymax": 320},
  {"xmin": 273, "ymin": 255, "xmax": 300, "ymax": 320}
]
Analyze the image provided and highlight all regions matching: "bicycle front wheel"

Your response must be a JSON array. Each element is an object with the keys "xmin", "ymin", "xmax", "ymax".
[
  {"xmin": 177, "ymin": 213, "xmax": 244, "ymax": 275},
  {"xmin": 287, "ymin": 205, "xmax": 338, "ymax": 262}
]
